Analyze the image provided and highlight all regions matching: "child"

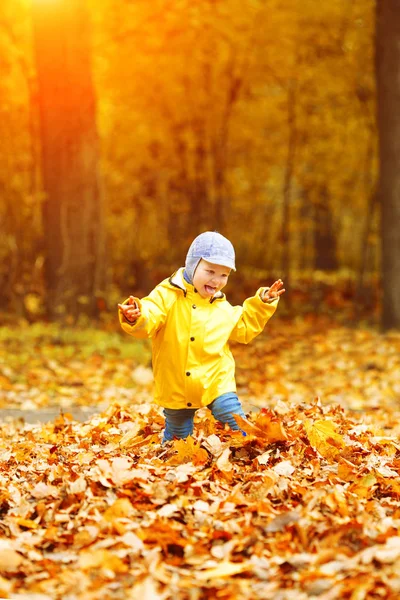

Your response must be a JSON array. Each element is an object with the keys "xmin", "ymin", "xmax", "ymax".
[{"xmin": 118, "ymin": 231, "xmax": 285, "ymax": 442}]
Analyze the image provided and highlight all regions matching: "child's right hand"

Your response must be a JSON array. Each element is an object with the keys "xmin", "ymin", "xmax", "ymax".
[{"xmin": 118, "ymin": 296, "xmax": 141, "ymax": 323}]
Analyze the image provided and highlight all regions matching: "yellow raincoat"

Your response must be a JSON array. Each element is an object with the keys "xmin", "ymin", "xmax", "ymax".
[{"xmin": 119, "ymin": 268, "xmax": 278, "ymax": 410}]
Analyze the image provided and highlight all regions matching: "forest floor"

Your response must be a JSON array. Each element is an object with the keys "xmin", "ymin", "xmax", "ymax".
[{"xmin": 0, "ymin": 315, "xmax": 400, "ymax": 599}]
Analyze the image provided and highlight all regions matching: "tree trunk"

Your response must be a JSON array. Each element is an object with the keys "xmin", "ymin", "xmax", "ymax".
[
  {"xmin": 31, "ymin": 0, "xmax": 105, "ymax": 319},
  {"xmin": 281, "ymin": 80, "xmax": 297, "ymax": 302},
  {"xmin": 376, "ymin": 0, "xmax": 400, "ymax": 330},
  {"xmin": 313, "ymin": 186, "xmax": 338, "ymax": 272}
]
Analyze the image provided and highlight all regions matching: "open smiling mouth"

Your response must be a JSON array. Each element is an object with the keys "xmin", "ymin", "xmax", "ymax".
[{"xmin": 204, "ymin": 285, "xmax": 216, "ymax": 294}]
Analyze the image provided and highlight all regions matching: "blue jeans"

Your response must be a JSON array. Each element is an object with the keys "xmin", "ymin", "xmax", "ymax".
[{"xmin": 163, "ymin": 392, "xmax": 246, "ymax": 442}]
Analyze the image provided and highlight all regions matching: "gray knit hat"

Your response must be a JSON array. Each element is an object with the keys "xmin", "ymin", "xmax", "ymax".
[{"xmin": 184, "ymin": 231, "xmax": 236, "ymax": 284}]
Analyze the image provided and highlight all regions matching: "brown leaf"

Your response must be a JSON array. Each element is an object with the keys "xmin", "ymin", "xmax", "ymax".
[{"xmin": 216, "ymin": 447, "xmax": 233, "ymax": 473}]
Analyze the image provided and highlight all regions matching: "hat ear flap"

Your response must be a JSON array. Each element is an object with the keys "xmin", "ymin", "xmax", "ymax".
[{"xmin": 184, "ymin": 257, "xmax": 201, "ymax": 284}]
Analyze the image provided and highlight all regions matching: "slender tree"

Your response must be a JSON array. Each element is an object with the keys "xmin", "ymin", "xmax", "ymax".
[
  {"xmin": 31, "ymin": 0, "xmax": 105, "ymax": 319},
  {"xmin": 376, "ymin": 0, "xmax": 400, "ymax": 329}
]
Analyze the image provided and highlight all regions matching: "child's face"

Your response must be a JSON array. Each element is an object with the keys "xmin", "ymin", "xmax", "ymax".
[{"xmin": 193, "ymin": 259, "xmax": 231, "ymax": 299}]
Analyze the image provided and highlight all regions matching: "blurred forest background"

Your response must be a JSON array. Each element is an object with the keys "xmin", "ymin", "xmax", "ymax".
[{"xmin": 0, "ymin": 0, "xmax": 399, "ymax": 327}]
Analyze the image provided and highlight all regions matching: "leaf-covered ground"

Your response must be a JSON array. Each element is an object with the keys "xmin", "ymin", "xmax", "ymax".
[{"xmin": 1, "ymin": 317, "xmax": 400, "ymax": 599}]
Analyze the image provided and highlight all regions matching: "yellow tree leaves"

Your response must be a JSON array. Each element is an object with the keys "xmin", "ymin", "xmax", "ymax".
[{"xmin": 85, "ymin": 0, "xmax": 377, "ymax": 277}]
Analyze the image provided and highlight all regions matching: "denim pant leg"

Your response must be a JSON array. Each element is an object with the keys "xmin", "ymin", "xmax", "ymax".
[
  {"xmin": 163, "ymin": 407, "xmax": 197, "ymax": 442},
  {"xmin": 209, "ymin": 392, "xmax": 246, "ymax": 431}
]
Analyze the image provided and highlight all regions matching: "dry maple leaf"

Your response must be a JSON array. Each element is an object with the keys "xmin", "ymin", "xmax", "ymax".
[
  {"xmin": 119, "ymin": 422, "xmax": 142, "ymax": 447},
  {"xmin": 168, "ymin": 436, "xmax": 209, "ymax": 465},
  {"xmin": 216, "ymin": 447, "xmax": 234, "ymax": 473},
  {"xmin": 202, "ymin": 433, "xmax": 224, "ymax": 457},
  {"xmin": 234, "ymin": 411, "xmax": 288, "ymax": 443},
  {"xmin": 304, "ymin": 419, "xmax": 345, "ymax": 460}
]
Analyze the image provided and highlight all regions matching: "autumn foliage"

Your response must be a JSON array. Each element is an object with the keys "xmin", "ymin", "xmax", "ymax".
[
  {"xmin": 1, "ymin": 318, "xmax": 400, "ymax": 598},
  {"xmin": 1, "ymin": 400, "xmax": 400, "ymax": 599},
  {"xmin": 0, "ymin": 0, "xmax": 378, "ymax": 315}
]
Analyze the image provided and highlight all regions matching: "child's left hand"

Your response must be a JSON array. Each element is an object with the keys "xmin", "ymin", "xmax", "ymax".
[{"xmin": 261, "ymin": 279, "xmax": 285, "ymax": 302}]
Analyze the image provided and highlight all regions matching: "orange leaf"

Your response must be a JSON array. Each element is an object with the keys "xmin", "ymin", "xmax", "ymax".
[
  {"xmin": 234, "ymin": 412, "xmax": 288, "ymax": 443},
  {"xmin": 15, "ymin": 518, "xmax": 39, "ymax": 529},
  {"xmin": 169, "ymin": 436, "xmax": 209, "ymax": 465}
]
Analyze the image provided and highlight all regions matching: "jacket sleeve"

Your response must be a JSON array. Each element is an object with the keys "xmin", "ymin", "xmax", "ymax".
[
  {"xmin": 229, "ymin": 288, "xmax": 279, "ymax": 344},
  {"xmin": 119, "ymin": 285, "xmax": 174, "ymax": 339}
]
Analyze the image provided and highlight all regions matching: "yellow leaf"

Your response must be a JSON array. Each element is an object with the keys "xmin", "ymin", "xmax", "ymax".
[
  {"xmin": 103, "ymin": 497, "xmax": 135, "ymax": 523},
  {"xmin": 304, "ymin": 419, "xmax": 345, "ymax": 459},
  {"xmin": 24, "ymin": 293, "xmax": 42, "ymax": 314},
  {"xmin": 119, "ymin": 423, "xmax": 141, "ymax": 447},
  {"xmin": 375, "ymin": 476, "xmax": 400, "ymax": 496},
  {"xmin": 338, "ymin": 459, "xmax": 357, "ymax": 481},
  {"xmin": 15, "ymin": 518, "xmax": 39, "ymax": 529},
  {"xmin": 196, "ymin": 560, "xmax": 252, "ymax": 580}
]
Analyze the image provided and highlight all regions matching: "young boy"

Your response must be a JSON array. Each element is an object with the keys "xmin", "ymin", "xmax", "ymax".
[{"xmin": 118, "ymin": 231, "xmax": 285, "ymax": 442}]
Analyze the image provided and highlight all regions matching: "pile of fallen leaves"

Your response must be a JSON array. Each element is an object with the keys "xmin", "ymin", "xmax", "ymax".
[{"xmin": 1, "ymin": 399, "xmax": 400, "ymax": 599}]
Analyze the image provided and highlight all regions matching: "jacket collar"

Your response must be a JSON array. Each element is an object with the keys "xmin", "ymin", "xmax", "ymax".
[{"xmin": 169, "ymin": 268, "xmax": 225, "ymax": 303}]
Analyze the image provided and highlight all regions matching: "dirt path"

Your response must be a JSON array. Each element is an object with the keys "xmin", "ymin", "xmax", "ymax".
[{"xmin": 0, "ymin": 406, "xmax": 103, "ymax": 424}]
